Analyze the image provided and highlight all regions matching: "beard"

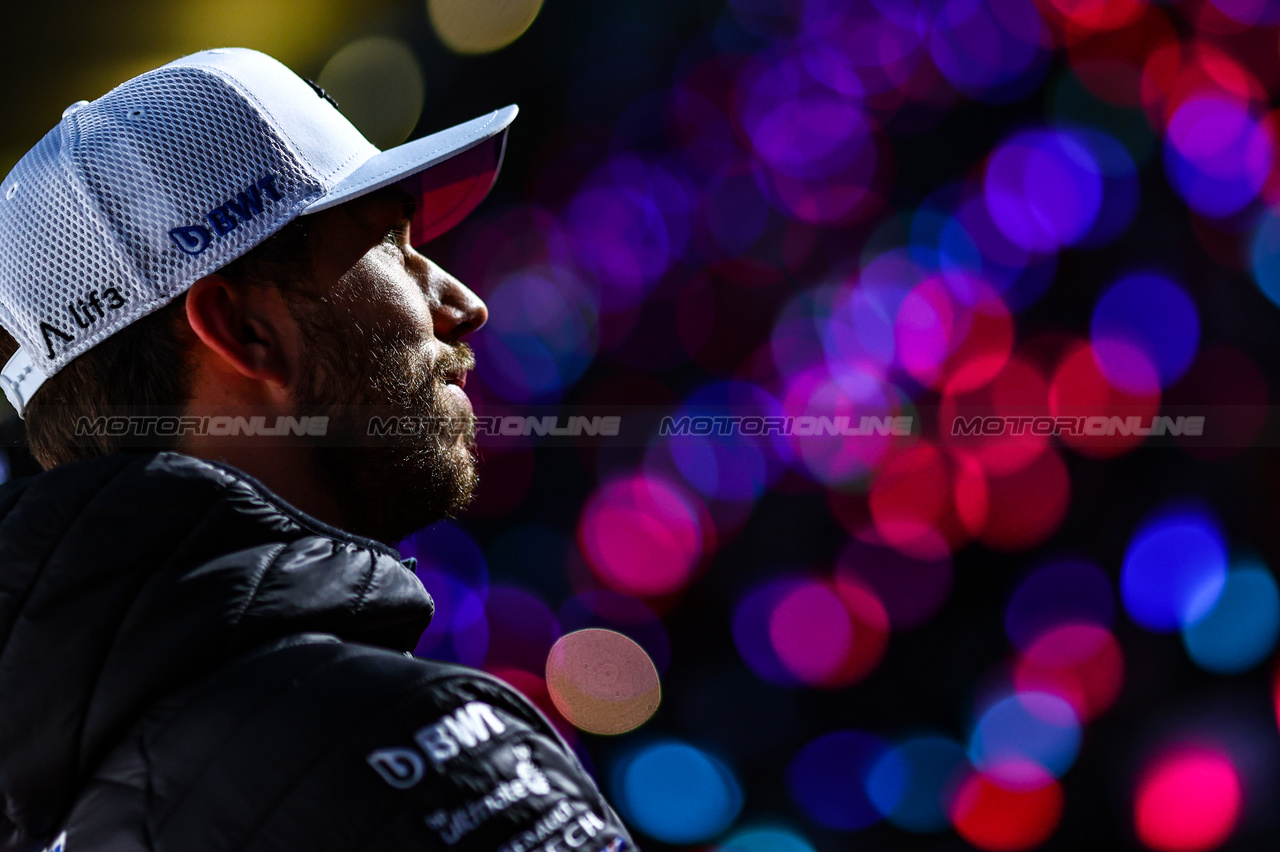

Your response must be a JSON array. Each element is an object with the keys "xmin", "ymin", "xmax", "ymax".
[{"xmin": 291, "ymin": 318, "xmax": 480, "ymax": 545}]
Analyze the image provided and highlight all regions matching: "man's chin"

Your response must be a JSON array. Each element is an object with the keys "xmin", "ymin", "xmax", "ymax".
[{"xmin": 311, "ymin": 437, "xmax": 479, "ymax": 545}]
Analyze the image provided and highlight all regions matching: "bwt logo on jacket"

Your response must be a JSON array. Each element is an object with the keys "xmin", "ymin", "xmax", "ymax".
[
  {"xmin": 367, "ymin": 701, "xmax": 508, "ymax": 789},
  {"xmin": 168, "ymin": 173, "xmax": 284, "ymax": 256}
]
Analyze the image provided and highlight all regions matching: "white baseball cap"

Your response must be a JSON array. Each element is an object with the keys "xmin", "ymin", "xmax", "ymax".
[{"xmin": 0, "ymin": 47, "xmax": 516, "ymax": 417}]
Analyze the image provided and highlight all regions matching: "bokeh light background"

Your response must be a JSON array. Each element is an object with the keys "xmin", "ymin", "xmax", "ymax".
[{"xmin": 11, "ymin": 0, "xmax": 1280, "ymax": 849}]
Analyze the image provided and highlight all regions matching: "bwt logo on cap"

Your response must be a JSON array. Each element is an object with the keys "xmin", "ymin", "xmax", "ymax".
[{"xmin": 169, "ymin": 173, "xmax": 284, "ymax": 257}]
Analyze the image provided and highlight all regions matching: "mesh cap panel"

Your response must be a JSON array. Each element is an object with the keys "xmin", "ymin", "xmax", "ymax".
[{"xmin": 0, "ymin": 65, "xmax": 322, "ymax": 378}]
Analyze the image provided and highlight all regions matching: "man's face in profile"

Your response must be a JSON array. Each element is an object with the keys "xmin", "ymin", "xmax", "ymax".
[{"xmin": 286, "ymin": 187, "xmax": 489, "ymax": 543}]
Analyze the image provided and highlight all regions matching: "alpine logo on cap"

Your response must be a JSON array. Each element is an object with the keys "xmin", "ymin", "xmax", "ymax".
[{"xmin": 168, "ymin": 173, "xmax": 283, "ymax": 257}]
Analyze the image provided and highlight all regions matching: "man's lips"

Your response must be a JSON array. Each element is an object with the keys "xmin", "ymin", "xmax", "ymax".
[{"xmin": 445, "ymin": 371, "xmax": 467, "ymax": 389}]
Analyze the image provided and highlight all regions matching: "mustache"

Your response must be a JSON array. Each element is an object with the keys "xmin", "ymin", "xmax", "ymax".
[{"xmin": 432, "ymin": 342, "xmax": 475, "ymax": 383}]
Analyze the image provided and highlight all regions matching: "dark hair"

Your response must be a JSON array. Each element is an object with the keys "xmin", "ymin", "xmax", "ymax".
[{"xmin": 0, "ymin": 218, "xmax": 313, "ymax": 469}]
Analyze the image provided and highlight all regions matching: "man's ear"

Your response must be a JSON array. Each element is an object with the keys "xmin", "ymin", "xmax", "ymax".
[{"xmin": 184, "ymin": 275, "xmax": 297, "ymax": 386}]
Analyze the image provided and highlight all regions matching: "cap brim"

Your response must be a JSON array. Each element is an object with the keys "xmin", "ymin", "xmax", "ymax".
[{"xmin": 302, "ymin": 104, "xmax": 517, "ymax": 242}]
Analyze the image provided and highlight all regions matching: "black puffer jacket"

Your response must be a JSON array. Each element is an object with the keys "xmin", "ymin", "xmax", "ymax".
[{"xmin": 0, "ymin": 452, "xmax": 633, "ymax": 852}]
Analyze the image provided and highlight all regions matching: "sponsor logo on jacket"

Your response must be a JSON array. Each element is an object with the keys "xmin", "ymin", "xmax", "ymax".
[
  {"xmin": 424, "ymin": 744, "xmax": 552, "ymax": 844},
  {"xmin": 366, "ymin": 700, "xmax": 508, "ymax": 788}
]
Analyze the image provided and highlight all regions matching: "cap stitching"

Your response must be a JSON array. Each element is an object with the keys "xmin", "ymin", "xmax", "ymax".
[{"xmin": 180, "ymin": 62, "xmax": 324, "ymax": 179}]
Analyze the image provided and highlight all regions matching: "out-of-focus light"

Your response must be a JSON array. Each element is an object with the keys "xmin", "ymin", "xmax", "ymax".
[
  {"xmin": 1091, "ymin": 272, "xmax": 1198, "ymax": 391},
  {"xmin": 318, "ymin": 37, "xmax": 424, "ymax": 149},
  {"xmin": 764, "ymin": 575, "xmax": 889, "ymax": 688},
  {"xmin": 1074, "ymin": 128, "xmax": 1141, "ymax": 248},
  {"xmin": 1183, "ymin": 564, "xmax": 1280, "ymax": 674},
  {"xmin": 1134, "ymin": 749, "xmax": 1241, "ymax": 852},
  {"xmin": 1164, "ymin": 95, "xmax": 1272, "ymax": 218},
  {"xmin": 731, "ymin": 47, "xmax": 887, "ymax": 226},
  {"xmin": 771, "ymin": 283, "xmax": 842, "ymax": 379},
  {"xmin": 616, "ymin": 741, "xmax": 743, "ymax": 844},
  {"xmin": 663, "ymin": 381, "xmax": 786, "ymax": 505},
  {"xmin": 753, "ymin": 141, "xmax": 887, "ymax": 227},
  {"xmin": 558, "ymin": 590, "xmax": 671, "ymax": 674},
  {"xmin": 734, "ymin": 576, "xmax": 809, "ymax": 688},
  {"xmin": 736, "ymin": 46, "xmax": 870, "ymax": 182},
  {"xmin": 716, "ymin": 825, "xmax": 816, "ymax": 852},
  {"xmin": 565, "ymin": 155, "xmax": 693, "ymax": 313},
  {"xmin": 451, "ymin": 203, "xmax": 575, "ymax": 293},
  {"xmin": 865, "ymin": 735, "xmax": 969, "ymax": 833},
  {"xmin": 487, "ymin": 666, "xmax": 576, "ymax": 744},
  {"xmin": 427, "ymin": 0, "xmax": 544, "ymax": 55},
  {"xmin": 1207, "ymin": 0, "xmax": 1280, "ymax": 28},
  {"xmin": 728, "ymin": 43, "xmax": 888, "ymax": 226},
  {"xmin": 779, "ymin": 364, "xmax": 902, "ymax": 489},
  {"xmin": 893, "ymin": 278, "xmax": 957, "ymax": 386},
  {"xmin": 400, "ymin": 520, "xmax": 490, "ymax": 592},
  {"xmin": 1041, "ymin": 0, "xmax": 1145, "ymax": 32},
  {"xmin": 969, "ymin": 692, "xmax": 1081, "ymax": 783},
  {"xmin": 787, "ymin": 731, "xmax": 888, "ymax": 831},
  {"xmin": 1121, "ymin": 505, "xmax": 1228, "ymax": 633},
  {"xmin": 768, "ymin": 579, "xmax": 851, "ymax": 686},
  {"xmin": 1014, "ymin": 624, "xmax": 1124, "ymax": 721},
  {"xmin": 927, "ymin": 0, "xmax": 1051, "ymax": 104},
  {"xmin": 545, "ymin": 628, "xmax": 660, "ymax": 735},
  {"xmin": 822, "ymin": 258, "xmax": 914, "ymax": 375},
  {"xmin": 472, "ymin": 265, "xmax": 599, "ymax": 401},
  {"xmin": 798, "ymin": 2, "xmax": 927, "ymax": 102},
  {"xmin": 1063, "ymin": 6, "xmax": 1176, "ymax": 109},
  {"xmin": 984, "ymin": 128, "xmax": 1103, "ymax": 252},
  {"xmin": 974, "ymin": 448, "xmax": 1071, "ymax": 552},
  {"xmin": 578, "ymin": 474, "xmax": 709, "ymax": 598},
  {"xmin": 822, "ymin": 576, "xmax": 889, "ymax": 685},
  {"xmin": 944, "ymin": 355, "xmax": 1048, "ymax": 471},
  {"xmin": 482, "ymin": 585, "xmax": 560, "ymax": 674},
  {"xmin": 1274, "ymin": 667, "xmax": 1280, "ymax": 733},
  {"xmin": 1049, "ymin": 340, "xmax": 1162, "ymax": 458},
  {"xmin": 868, "ymin": 441, "xmax": 971, "ymax": 558},
  {"xmin": 837, "ymin": 538, "xmax": 953, "ymax": 631},
  {"xmin": 1141, "ymin": 42, "xmax": 1267, "ymax": 132},
  {"xmin": 894, "ymin": 275, "xmax": 1014, "ymax": 393},
  {"xmin": 946, "ymin": 186, "xmax": 1058, "ymax": 311},
  {"xmin": 1005, "ymin": 558, "xmax": 1115, "ymax": 651},
  {"xmin": 949, "ymin": 765, "xmax": 1063, "ymax": 851},
  {"xmin": 1248, "ymin": 206, "xmax": 1280, "ymax": 309},
  {"xmin": 412, "ymin": 570, "xmax": 489, "ymax": 666}
]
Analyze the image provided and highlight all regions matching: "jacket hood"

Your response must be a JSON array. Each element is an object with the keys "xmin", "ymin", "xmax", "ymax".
[{"xmin": 0, "ymin": 452, "xmax": 434, "ymax": 845}]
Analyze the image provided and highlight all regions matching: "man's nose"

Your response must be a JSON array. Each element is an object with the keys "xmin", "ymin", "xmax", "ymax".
[{"xmin": 429, "ymin": 262, "xmax": 488, "ymax": 340}]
